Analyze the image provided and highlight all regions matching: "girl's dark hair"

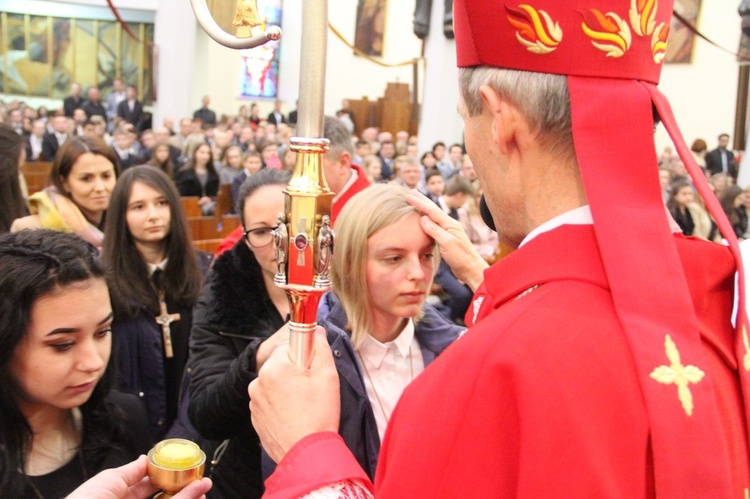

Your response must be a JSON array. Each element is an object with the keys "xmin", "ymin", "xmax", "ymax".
[
  {"xmin": 48, "ymin": 136, "xmax": 120, "ymax": 195},
  {"xmin": 147, "ymin": 142, "xmax": 175, "ymax": 178},
  {"xmin": 177, "ymin": 141, "xmax": 217, "ymax": 177},
  {"xmin": 666, "ymin": 178, "xmax": 692, "ymax": 213},
  {"xmin": 0, "ymin": 230, "xmax": 120, "ymax": 496},
  {"xmin": 0, "ymin": 123, "xmax": 27, "ymax": 234},
  {"xmin": 102, "ymin": 165, "xmax": 203, "ymax": 318},
  {"xmin": 237, "ymin": 168, "xmax": 291, "ymax": 226},
  {"xmin": 720, "ymin": 185, "xmax": 745, "ymax": 228}
]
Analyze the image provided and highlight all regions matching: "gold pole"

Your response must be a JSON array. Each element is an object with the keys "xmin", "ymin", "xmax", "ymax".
[{"xmin": 191, "ymin": 0, "xmax": 331, "ymax": 369}]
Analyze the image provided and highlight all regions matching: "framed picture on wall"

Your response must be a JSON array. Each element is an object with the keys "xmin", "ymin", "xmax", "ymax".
[
  {"xmin": 354, "ymin": 0, "xmax": 387, "ymax": 57},
  {"xmin": 665, "ymin": 0, "xmax": 703, "ymax": 63}
]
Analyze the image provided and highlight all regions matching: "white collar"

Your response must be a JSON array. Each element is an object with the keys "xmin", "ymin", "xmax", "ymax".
[
  {"xmin": 519, "ymin": 205, "xmax": 593, "ymax": 248},
  {"xmin": 332, "ymin": 167, "xmax": 359, "ymax": 204},
  {"xmin": 147, "ymin": 258, "xmax": 168, "ymax": 276},
  {"xmin": 358, "ymin": 319, "xmax": 415, "ymax": 369}
]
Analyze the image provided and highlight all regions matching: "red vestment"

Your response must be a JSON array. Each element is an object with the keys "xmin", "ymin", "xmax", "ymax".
[{"xmin": 265, "ymin": 224, "xmax": 749, "ymax": 498}]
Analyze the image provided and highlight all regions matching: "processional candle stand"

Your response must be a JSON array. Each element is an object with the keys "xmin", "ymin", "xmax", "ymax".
[{"xmin": 192, "ymin": 0, "xmax": 333, "ymax": 369}]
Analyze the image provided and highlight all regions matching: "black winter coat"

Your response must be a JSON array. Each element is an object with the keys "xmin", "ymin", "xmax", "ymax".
[{"xmin": 188, "ymin": 241, "xmax": 284, "ymax": 498}]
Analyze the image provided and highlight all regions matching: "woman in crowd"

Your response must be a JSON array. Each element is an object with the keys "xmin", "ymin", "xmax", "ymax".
[
  {"xmin": 690, "ymin": 138, "xmax": 708, "ymax": 170},
  {"xmin": 218, "ymin": 144, "xmax": 244, "ymax": 185},
  {"xmin": 720, "ymin": 185, "xmax": 749, "ymax": 240},
  {"xmin": 421, "ymin": 151, "xmax": 437, "ymax": 172},
  {"xmin": 174, "ymin": 142, "xmax": 219, "ymax": 216},
  {"xmin": 0, "ymin": 230, "xmax": 150, "ymax": 497},
  {"xmin": 188, "ymin": 175, "xmax": 461, "ymax": 496},
  {"xmin": 459, "ymin": 181, "xmax": 499, "ymax": 261},
  {"xmin": 0, "ymin": 122, "xmax": 28, "ymax": 234},
  {"xmin": 147, "ymin": 142, "xmax": 176, "ymax": 178},
  {"xmin": 363, "ymin": 154, "xmax": 383, "ymax": 183},
  {"xmin": 102, "ymin": 166, "xmax": 208, "ymax": 442},
  {"xmin": 11, "ymin": 136, "xmax": 119, "ymax": 250},
  {"xmin": 281, "ymin": 148, "xmax": 296, "ymax": 172},
  {"xmin": 248, "ymin": 103, "xmax": 261, "ymax": 128},
  {"xmin": 188, "ymin": 169, "xmax": 291, "ymax": 498}
]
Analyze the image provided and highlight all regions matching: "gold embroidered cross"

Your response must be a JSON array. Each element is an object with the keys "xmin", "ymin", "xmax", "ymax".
[{"xmin": 649, "ymin": 334, "xmax": 705, "ymax": 416}]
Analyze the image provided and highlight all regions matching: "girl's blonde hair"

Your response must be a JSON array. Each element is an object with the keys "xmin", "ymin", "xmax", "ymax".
[{"xmin": 332, "ymin": 184, "xmax": 438, "ymax": 347}]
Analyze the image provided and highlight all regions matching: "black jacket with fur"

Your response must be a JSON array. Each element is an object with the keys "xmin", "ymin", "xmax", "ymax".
[{"xmin": 188, "ymin": 240, "xmax": 284, "ymax": 499}]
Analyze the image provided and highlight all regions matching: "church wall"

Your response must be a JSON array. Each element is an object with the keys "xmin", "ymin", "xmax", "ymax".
[
  {"xmin": 7, "ymin": 0, "xmax": 746, "ymax": 161},
  {"xmin": 655, "ymin": 0, "xmax": 744, "ymax": 157},
  {"xmin": 191, "ymin": 0, "xmax": 423, "ymax": 124}
]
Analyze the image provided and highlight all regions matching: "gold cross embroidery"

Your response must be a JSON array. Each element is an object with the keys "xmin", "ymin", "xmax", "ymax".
[{"xmin": 649, "ymin": 334, "xmax": 705, "ymax": 416}]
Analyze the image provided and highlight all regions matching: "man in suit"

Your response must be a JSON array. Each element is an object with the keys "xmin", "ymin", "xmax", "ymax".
[
  {"xmin": 82, "ymin": 87, "xmax": 107, "ymax": 121},
  {"xmin": 378, "ymin": 140, "xmax": 396, "ymax": 180},
  {"xmin": 193, "ymin": 95, "xmax": 217, "ymax": 126},
  {"xmin": 106, "ymin": 78, "xmax": 127, "ymax": 126},
  {"xmin": 72, "ymin": 108, "xmax": 87, "ymax": 136},
  {"xmin": 705, "ymin": 133, "xmax": 737, "ymax": 179},
  {"xmin": 41, "ymin": 115, "xmax": 71, "ymax": 161},
  {"xmin": 266, "ymin": 100, "xmax": 287, "ymax": 126},
  {"xmin": 25, "ymin": 119, "xmax": 46, "ymax": 161},
  {"xmin": 63, "ymin": 83, "xmax": 84, "ymax": 118},
  {"xmin": 111, "ymin": 125, "xmax": 140, "ymax": 171},
  {"xmin": 288, "ymin": 101, "xmax": 299, "ymax": 125},
  {"xmin": 117, "ymin": 85, "xmax": 145, "ymax": 131}
]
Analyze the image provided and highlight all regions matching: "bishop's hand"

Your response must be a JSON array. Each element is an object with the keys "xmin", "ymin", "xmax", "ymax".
[
  {"xmin": 248, "ymin": 329, "xmax": 340, "ymax": 463},
  {"xmin": 407, "ymin": 189, "xmax": 488, "ymax": 291}
]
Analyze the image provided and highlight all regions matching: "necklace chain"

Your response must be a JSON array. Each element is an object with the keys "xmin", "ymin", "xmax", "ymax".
[{"xmin": 356, "ymin": 344, "xmax": 414, "ymax": 425}]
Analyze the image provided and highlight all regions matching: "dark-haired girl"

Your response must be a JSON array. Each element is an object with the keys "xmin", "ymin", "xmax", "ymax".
[
  {"xmin": 174, "ymin": 142, "xmax": 219, "ymax": 216},
  {"xmin": 102, "ymin": 165, "xmax": 209, "ymax": 441},
  {"xmin": 0, "ymin": 230, "xmax": 149, "ymax": 498}
]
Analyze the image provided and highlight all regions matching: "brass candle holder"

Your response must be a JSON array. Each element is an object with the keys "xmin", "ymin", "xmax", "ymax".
[{"xmin": 146, "ymin": 439, "xmax": 206, "ymax": 499}]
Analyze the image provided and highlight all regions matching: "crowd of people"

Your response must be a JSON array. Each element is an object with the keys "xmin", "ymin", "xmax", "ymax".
[
  {"xmin": 2, "ymin": 0, "xmax": 750, "ymax": 493},
  {"xmin": 0, "ymin": 73, "xmax": 501, "ymax": 498}
]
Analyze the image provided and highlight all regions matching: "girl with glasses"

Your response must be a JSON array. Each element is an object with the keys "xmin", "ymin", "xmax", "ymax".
[{"xmin": 187, "ymin": 168, "xmax": 292, "ymax": 498}]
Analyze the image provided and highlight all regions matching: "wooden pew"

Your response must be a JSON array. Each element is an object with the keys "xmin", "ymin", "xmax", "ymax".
[
  {"xmin": 180, "ymin": 197, "xmax": 202, "ymax": 218},
  {"xmin": 215, "ymin": 183, "xmax": 234, "ymax": 216},
  {"xmin": 188, "ymin": 215, "xmax": 240, "ymax": 242},
  {"xmin": 192, "ymin": 239, "xmax": 224, "ymax": 253},
  {"xmin": 21, "ymin": 162, "xmax": 53, "ymax": 195}
]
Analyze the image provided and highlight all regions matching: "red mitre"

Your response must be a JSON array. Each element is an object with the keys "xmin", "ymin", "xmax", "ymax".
[{"xmin": 455, "ymin": 0, "xmax": 750, "ymax": 496}]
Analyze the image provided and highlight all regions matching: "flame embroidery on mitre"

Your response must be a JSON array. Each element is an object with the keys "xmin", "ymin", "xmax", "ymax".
[
  {"xmin": 506, "ymin": 5, "xmax": 563, "ymax": 55},
  {"xmin": 651, "ymin": 22, "xmax": 669, "ymax": 63},
  {"xmin": 582, "ymin": 9, "xmax": 632, "ymax": 58},
  {"xmin": 629, "ymin": 0, "xmax": 657, "ymax": 36}
]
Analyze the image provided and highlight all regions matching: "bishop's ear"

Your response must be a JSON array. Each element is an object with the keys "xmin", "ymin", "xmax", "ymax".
[{"xmin": 478, "ymin": 85, "xmax": 518, "ymax": 156}]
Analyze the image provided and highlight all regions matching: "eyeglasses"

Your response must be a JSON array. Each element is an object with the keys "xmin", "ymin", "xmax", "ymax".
[{"xmin": 243, "ymin": 226, "xmax": 278, "ymax": 248}]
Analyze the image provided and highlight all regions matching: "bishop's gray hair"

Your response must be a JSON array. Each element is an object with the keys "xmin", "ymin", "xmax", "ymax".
[{"xmin": 458, "ymin": 67, "xmax": 575, "ymax": 162}]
